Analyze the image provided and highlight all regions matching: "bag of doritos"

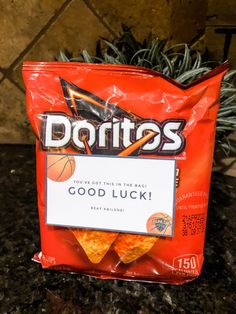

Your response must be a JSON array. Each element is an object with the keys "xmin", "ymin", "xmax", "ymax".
[{"xmin": 22, "ymin": 61, "xmax": 228, "ymax": 284}]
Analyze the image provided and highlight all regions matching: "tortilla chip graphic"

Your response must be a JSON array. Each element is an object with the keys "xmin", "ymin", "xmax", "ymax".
[
  {"xmin": 72, "ymin": 229, "xmax": 118, "ymax": 264},
  {"xmin": 114, "ymin": 234, "xmax": 157, "ymax": 264}
]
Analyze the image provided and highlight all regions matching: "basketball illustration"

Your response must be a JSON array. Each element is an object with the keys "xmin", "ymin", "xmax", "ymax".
[
  {"xmin": 47, "ymin": 154, "xmax": 76, "ymax": 182},
  {"xmin": 146, "ymin": 213, "xmax": 172, "ymax": 236}
]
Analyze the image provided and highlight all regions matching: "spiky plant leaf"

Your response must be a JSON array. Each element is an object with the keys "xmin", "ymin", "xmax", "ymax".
[
  {"xmin": 176, "ymin": 67, "xmax": 210, "ymax": 84},
  {"xmin": 81, "ymin": 50, "xmax": 93, "ymax": 63},
  {"xmin": 58, "ymin": 28, "xmax": 236, "ymax": 160},
  {"xmin": 59, "ymin": 51, "xmax": 70, "ymax": 62}
]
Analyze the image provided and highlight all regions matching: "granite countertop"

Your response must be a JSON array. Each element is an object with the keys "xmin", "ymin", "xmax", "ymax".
[{"xmin": 0, "ymin": 145, "xmax": 235, "ymax": 313}]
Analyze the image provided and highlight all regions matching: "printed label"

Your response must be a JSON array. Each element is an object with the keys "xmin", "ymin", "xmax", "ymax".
[
  {"xmin": 40, "ymin": 78, "xmax": 186, "ymax": 156},
  {"xmin": 172, "ymin": 254, "xmax": 199, "ymax": 276},
  {"xmin": 46, "ymin": 153, "xmax": 176, "ymax": 236}
]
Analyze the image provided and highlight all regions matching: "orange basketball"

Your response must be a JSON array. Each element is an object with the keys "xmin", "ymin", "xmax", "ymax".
[{"xmin": 47, "ymin": 154, "xmax": 76, "ymax": 182}]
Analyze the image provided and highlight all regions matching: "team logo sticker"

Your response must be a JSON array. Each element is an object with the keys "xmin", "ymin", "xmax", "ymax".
[{"xmin": 146, "ymin": 213, "xmax": 172, "ymax": 236}]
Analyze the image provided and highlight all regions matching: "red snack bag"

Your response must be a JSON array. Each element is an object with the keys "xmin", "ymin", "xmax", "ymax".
[{"xmin": 22, "ymin": 61, "xmax": 228, "ymax": 284}]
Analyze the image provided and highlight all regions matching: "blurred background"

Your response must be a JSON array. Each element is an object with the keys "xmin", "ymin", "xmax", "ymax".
[{"xmin": 0, "ymin": 0, "xmax": 235, "ymax": 172}]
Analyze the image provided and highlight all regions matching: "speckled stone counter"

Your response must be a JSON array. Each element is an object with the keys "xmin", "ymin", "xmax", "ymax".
[{"xmin": 0, "ymin": 145, "xmax": 235, "ymax": 313}]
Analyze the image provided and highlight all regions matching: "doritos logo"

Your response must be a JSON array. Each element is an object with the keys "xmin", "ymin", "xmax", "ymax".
[{"xmin": 41, "ymin": 78, "xmax": 186, "ymax": 155}]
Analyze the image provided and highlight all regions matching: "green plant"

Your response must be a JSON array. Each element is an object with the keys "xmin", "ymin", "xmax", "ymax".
[{"xmin": 59, "ymin": 28, "xmax": 236, "ymax": 159}]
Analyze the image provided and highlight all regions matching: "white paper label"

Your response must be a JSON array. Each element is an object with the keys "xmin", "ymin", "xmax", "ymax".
[{"xmin": 46, "ymin": 153, "xmax": 176, "ymax": 237}]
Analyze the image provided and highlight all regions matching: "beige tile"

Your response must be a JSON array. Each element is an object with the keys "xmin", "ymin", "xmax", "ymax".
[
  {"xmin": 12, "ymin": 0, "xmax": 112, "ymax": 90},
  {"xmin": 1, "ymin": 0, "xmax": 210, "ymax": 144},
  {"xmin": 87, "ymin": 0, "xmax": 207, "ymax": 44},
  {"xmin": 206, "ymin": 0, "xmax": 236, "ymax": 68},
  {"xmin": 87, "ymin": 0, "xmax": 171, "ymax": 42},
  {"xmin": 0, "ymin": 0, "xmax": 65, "ymax": 68},
  {"xmin": 169, "ymin": 0, "xmax": 207, "ymax": 44},
  {"xmin": 228, "ymin": 35, "xmax": 236, "ymax": 68},
  {"xmin": 0, "ymin": 79, "xmax": 34, "ymax": 144},
  {"xmin": 205, "ymin": 27, "xmax": 225, "ymax": 62},
  {"xmin": 207, "ymin": 0, "xmax": 236, "ymax": 26},
  {"xmin": 205, "ymin": 26, "xmax": 236, "ymax": 67}
]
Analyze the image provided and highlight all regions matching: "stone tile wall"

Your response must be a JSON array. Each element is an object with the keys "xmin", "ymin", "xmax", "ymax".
[
  {"xmin": 0, "ymin": 0, "xmax": 206, "ymax": 144},
  {"xmin": 206, "ymin": 0, "xmax": 236, "ymax": 66}
]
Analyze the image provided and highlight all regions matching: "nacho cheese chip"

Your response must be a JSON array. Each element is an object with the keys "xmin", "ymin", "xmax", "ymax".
[
  {"xmin": 114, "ymin": 234, "xmax": 157, "ymax": 264},
  {"xmin": 72, "ymin": 229, "xmax": 118, "ymax": 264}
]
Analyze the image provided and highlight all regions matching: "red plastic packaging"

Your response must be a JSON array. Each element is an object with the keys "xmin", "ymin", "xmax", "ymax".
[{"xmin": 22, "ymin": 61, "xmax": 228, "ymax": 284}]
